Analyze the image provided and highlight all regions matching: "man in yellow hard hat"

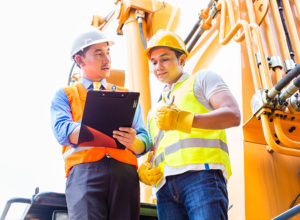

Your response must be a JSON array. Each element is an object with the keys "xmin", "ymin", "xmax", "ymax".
[
  {"xmin": 51, "ymin": 28, "xmax": 149, "ymax": 220},
  {"xmin": 138, "ymin": 30, "xmax": 241, "ymax": 219}
]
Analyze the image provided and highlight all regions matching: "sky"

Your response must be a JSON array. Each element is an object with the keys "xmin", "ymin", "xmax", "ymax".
[
  {"xmin": 0, "ymin": 0, "xmax": 125, "ymax": 218},
  {"xmin": 0, "ymin": 0, "xmax": 243, "ymax": 218}
]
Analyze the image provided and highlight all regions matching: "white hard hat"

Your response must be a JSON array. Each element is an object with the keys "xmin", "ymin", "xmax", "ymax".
[{"xmin": 70, "ymin": 28, "xmax": 114, "ymax": 60}]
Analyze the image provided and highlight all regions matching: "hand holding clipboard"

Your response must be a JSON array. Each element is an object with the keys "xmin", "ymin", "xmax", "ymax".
[{"xmin": 78, "ymin": 91, "xmax": 140, "ymax": 149}]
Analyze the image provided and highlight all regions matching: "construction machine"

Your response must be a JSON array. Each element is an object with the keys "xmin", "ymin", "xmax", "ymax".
[{"xmin": 1, "ymin": 0, "xmax": 300, "ymax": 219}]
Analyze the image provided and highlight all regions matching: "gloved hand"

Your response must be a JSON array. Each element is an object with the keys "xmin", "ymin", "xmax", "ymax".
[
  {"xmin": 155, "ymin": 104, "xmax": 194, "ymax": 133},
  {"xmin": 138, "ymin": 151, "xmax": 162, "ymax": 186}
]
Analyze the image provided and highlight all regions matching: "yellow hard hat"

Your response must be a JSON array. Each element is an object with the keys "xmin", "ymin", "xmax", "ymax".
[{"xmin": 145, "ymin": 30, "xmax": 189, "ymax": 59}]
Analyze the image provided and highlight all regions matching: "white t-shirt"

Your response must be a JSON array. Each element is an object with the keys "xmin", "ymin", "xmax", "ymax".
[
  {"xmin": 149, "ymin": 70, "xmax": 230, "ymax": 191},
  {"xmin": 162, "ymin": 70, "xmax": 229, "ymax": 110}
]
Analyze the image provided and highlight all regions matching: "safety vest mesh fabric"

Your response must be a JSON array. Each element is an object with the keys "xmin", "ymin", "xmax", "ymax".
[
  {"xmin": 148, "ymin": 73, "xmax": 231, "ymax": 186},
  {"xmin": 62, "ymin": 83, "xmax": 137, "ymax": 177}
]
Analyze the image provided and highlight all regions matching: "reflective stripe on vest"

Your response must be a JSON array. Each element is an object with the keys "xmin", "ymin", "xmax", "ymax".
[
  {"xmin": 62, "ymin": 83, "xmax": 137, "ymax": 177},
  {"xmin": 154, "ymin": 137, "xmax": 228, "ymax": 166},
  {"xmin": 149, "ymin": 73, "xmax": 231, "ymax": 183}
]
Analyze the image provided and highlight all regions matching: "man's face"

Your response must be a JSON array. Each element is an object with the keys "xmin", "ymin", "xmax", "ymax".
[
  {"xmin": 78, "ymin": 42, "xmax": 111, "ymax": 81},
  {"xmin": 150, "ymin": 47, "xmax": 184, "ymax": 86}
]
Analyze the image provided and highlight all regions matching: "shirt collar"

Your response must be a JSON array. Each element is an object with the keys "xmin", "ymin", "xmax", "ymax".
[
  {"xmin": 162, "ymin": 72, "xmax": 190, "ymax": 93},
  {"xmin": 80, "ymin": 77, "xmax": 108, "ymax": 90}
]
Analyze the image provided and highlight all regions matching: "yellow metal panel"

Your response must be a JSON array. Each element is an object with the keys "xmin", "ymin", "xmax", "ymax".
[
  {"xmin": 123, "ymin": 9, "xmax": 153, "ymax": 203},
  {"xmin": 124, "ymin": 10, "xmax": 151, "ymax": 121},
  {"xmin": 146, "ymin": 1, "xmax": 181, "ymax": 39},
  {"xmin": 123, "ymin": 0, "xmax": 154, "ymax": 13},
  {"xmin": 239, "ymin": 0, "xmax": 300, "ymax": 216},
  {"xmin": 116, "ymin": 0, "xmax": 154, "ymax": 34},
  {"xmin": 107, "ymin": 69, "xmax": 125, "ymax": 87},
  {"xmin": 244, "ymin": 141, "xmax": 300, "ymax": 219}
]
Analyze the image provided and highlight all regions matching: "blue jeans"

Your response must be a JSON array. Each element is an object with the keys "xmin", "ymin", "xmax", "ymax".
[{"xmin": 156, "ymin": 170, "xmax": 228, "ymax": 220}]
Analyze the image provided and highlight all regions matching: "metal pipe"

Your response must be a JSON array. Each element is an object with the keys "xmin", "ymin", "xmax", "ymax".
[
  {"xmin": 98, "ymin": 10, "xmax": 116, "ymax": 30},
  {"xmin": 0, "ymin": 198, "xmax": 31, "ymax": 220},
  {"xmin": 261, "ymin": 113, "xmax": 300, "ymax": 156},
  {"xmin": 190, "ymin": 17, "xmax": 221, "ymax": 72},
  {"xmin": 274, "ymin": 115, "xmax": 300, "ymax": 149},
  {"xmin": 264, "ymin": 15, "xmax": 284, "ymax": 82},
  {"xmin": 268, "ymin": 64, "xmax": 300, "ymax": 98},
  {"xmin": 252, "ymin": 24, "xmax": 273, "ymax": 90},
  {"xmin": 245, "ymin": 0, "xmax": 257, "ymax": 24},
  {"xmin": 219, "ymin": 17, "xmax": 262, "ymax": 91},
  {"xmin": 290, "ymin": 93, "xmax": 300, "ymax": 112},
  {"xmin": 272, "ymin": 204, "xmax": 300, "ymax": 220}
]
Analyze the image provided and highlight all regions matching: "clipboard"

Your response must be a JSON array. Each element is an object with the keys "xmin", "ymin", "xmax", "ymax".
[{"xmin": 77, "ymin": 90, "xmax": 140, "ymax": 149}]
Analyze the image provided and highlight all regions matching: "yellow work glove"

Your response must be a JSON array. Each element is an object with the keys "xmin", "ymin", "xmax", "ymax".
[
  {"xmin": 138, "ymin": 151, "xmax": 163, "ymax": 186},
  {"xmin": 156, "ymin": 104, "xmax": 194, "ymax": 133}
]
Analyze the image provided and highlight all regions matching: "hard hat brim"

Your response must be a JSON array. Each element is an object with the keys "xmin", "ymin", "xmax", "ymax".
[{"xmin": 145, "ymin": 46, "xmax": 189, "ymax": 60}]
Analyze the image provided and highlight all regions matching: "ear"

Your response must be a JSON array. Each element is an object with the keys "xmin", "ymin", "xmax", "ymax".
[
  {"xmin": 179, "ymin": 54, "xmax": 187, "ymax": 66},
  {"xmin": 74, "ymin": 55, "xmax": 85, "ymax": 68}
]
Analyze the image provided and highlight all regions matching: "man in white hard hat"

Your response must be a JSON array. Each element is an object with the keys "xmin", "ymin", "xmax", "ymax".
[
  {"xmin": 138, "ymin": 30, "xmax": 241, "ymax": 219},
  {"xmin": 51, "ymin": 28, "xmax": 149, "ymax": 220}
]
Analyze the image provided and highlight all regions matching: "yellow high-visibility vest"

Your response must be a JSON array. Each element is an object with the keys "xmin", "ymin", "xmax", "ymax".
[{"xmin": 148, "ymin": 74, "xmax": 231, "ymax": 186}]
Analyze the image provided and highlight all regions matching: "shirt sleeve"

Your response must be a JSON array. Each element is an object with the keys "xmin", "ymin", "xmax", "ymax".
[
  {"xmin": 194, "ymin": 70, "xmax": 229, "ymax": 110},
  {"xmin": 50, "ymin": 89, "xmax": 80, "ymax": 146},
  {"xmin": 131, "ymin": 103, "xmax": 150, "ymax": 156}
]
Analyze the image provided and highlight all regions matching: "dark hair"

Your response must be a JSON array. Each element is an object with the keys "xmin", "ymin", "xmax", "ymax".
[
  {"xmin": 172, "ymin": 48, "xmax": 185, "ymax": 59},
  {"xmin": 73, "ymin": 46, "xmax": 91, "ymax": 68},
  {"xmin": 74, "ymin": 46, "xmax": 91, "ymax": 59}
]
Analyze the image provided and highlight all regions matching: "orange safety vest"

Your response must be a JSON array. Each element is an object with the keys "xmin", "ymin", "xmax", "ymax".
[{"xmin": 62, "ymin": 83, "xmax": 138, "ymax": 177}]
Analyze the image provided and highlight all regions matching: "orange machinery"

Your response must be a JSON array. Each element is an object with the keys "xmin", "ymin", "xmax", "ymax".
[{"xmin": 90, "ymin": 0, "xmax": 300, "ymax": 219}]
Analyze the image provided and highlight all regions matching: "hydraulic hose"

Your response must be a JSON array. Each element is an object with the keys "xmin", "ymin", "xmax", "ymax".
[
  {"xmin": 67, "ymin": 61, "xmax": 76, "ymax": 86},
  {"xmin": 276, "ymin": 0, "xmax": 295, "ymax": 62},
  {"xmin": 184, "ymin": 19, "xmax": 202, "ymax": 45},
  {"xmin": 268, "ymin": 64, "xmax": 300, "ymax": 98},
  {"xmin": 279, "ymin": 72, "xmax": 300, "ymax": 101},
  {"xmin": 137, "ymin": 17, "xmax": 147, "ymax": 50},
  {"xmin": 185, "ymin": 0, "xmax": 216, "ymax": 51},
  {"xmin": 272, "ymin": 204, "xmax": 300, "ymax": 220},
  {"xmin": 187, "ymin": 27, "xmax": 206, "ymax": 52},
  {"xmin": 290, "ymin": 193, "xmax": 300, "ymax": 209}
]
